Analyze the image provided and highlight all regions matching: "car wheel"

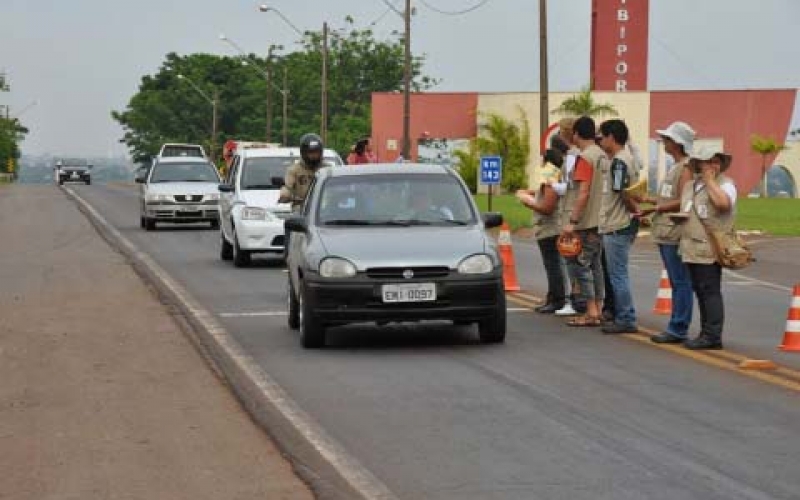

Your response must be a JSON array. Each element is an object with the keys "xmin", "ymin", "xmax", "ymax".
[
  {"xmin": 232, "ymin": 231, "xmax": 251, "ymax": 267},
  {"xmin": 140, "ymin": 216, "xmax": 146, "ymax": 229},
  {"xmin": 210, "ymin": 218, "xmax": 219, "ymax": 230},
  {"xmin": 145, "ymin": 218, "xmax": 157, "ymax": 231},
  {"xmin": 299, "ymin": 281, "xmax": 325, "ymax": 348},
  {"xmin": 220, "ymin": 231, "xmax": 233, "ymax": 261},
  {"xmin": 85, "ymin": 179, "xmax": 91, "ymax": 185},
  {"xmin": 478, "ymin": 291, "xmax": 506, "ymax": 344},
  {"xmin": 287, "ymin": 275, "xmax": 300, "ymax": 330}
]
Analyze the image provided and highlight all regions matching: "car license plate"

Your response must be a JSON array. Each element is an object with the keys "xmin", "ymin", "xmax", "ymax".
[
  {"xmin": 382, "ymin": 283, "xmax": 436, "ymax": 303},
  {"xmin": 179, "ymin": 206, "xmax": 198, "ymax": 212}
]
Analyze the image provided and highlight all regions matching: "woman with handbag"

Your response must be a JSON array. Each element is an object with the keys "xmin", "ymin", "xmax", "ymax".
[{"xmin": 673, "ymin": 145, "xmax": 737, "ymax": 350}]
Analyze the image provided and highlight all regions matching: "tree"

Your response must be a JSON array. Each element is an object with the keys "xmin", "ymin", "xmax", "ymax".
[
  {"xmin": 551, "ymin": 86, "xmax": 618, "ymax": 117},
  {"xmin": 0, "ymin": 78, "xmax": 28, "ymax": 175},
  {"xmin": 474, "ymin": 107, "xmax": 531, "ymax": 192},
  {"xmin": 452, "ymin": 139, "xmax": 480, "ymax": 193},
  {"xmin": 750, "ymin": 134, "xmax": 787, "ymax": 198}
]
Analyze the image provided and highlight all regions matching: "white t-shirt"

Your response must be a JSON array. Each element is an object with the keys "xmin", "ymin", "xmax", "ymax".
[
  {"xmin": 551, "ymin": 154, "xmax": 577, "ymax": 196},
  {"xmin": 695, "ymin": 179, "xmax": 738, "ymax": 205}
]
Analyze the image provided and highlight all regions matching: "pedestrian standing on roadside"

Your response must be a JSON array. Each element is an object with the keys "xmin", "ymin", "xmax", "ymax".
[
  {"xmin": 516, "ymin": 147, "xmax": 566, "ymax": 313},
  {"xmin": 560, "ymin": 116, "xmax": 607, "ymax": 327},
  {"xmin": 642, "ymin": 122, "xmax": 696, "ymax": 344},
  {"xmin": 596, "ymin": 119, "xmax": 642, "ymax": 334},
  {"xmin": 675, "ymin": 145, "xmax": 737, "ymax": 350},
  {"xmin": 346, "ymin": 137, "xmax": 377, "ymax": 165}
]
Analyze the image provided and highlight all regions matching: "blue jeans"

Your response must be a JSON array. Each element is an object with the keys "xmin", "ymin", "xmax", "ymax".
[
  {"xmin": 602, "ymin": 221, "xmax": 638, "ymax": 327},
  {"xmin": 658, "ymin": 244, "xmax": 693, "ymax": 339},
  {"xmin": 566, "ymin": 228, "xmax": 604, "ymax": 303}
]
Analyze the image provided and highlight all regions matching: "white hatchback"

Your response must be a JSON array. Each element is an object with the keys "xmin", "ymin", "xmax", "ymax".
[{"xmin": 218, "ymin": 147, "xmax": 342, "ymax": 266}]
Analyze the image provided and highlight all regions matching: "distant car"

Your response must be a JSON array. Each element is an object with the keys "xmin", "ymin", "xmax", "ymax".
[
  {"xmin": 158, "ymin": 143, "xmax": 207, "ymax": 159},
  {"xmin": 55, "ymin": 160, "xmax": 92, "ymax": 185},
  {"xmin": 218, "ymin": 146, "xmax": 344, "ymax": 266},
  {"xmin": 284, "ymin": 163, "xmax": 506, "ymax": 348},
  {"xmin": 136, "ymin": 157, "xmax": 221, "ymax": 231}
]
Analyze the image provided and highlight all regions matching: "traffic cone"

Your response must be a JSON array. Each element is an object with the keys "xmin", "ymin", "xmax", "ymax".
[
  {"xmin": 652, "ymin": 268, "xmax": 672, "ymax": 315},
  {"xmin": 778, "ymin": 284, "xmax": 800, "ymax": 352},
  {"xmin": 497, "ymin": 222, "xmax": 520, "ymax": 292}
]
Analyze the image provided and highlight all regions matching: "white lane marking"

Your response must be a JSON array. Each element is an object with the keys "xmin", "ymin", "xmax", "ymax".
[
  {"xmin": 507, "ymin": 307, "xmax": 530, "ymax": 312},
  {"xmin": 722, "ymin": 268, "xmax": 792, "ymax": 293},
  {"xmin": 220, "ymin": 311, "xmax": 288, "ymax": 317},
  {"xmin": 63, "ymin": 186, "xmax": 399, "ymax": 500}
]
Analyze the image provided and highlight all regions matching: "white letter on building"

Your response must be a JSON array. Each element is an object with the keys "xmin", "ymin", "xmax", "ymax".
[
  {"xmin": 617, "ymin": 44, "xmax": 628, "ymax": 57},
  {"xmin": 615, "ymin": 61, "xmax": 629, "ymax": 75},
  {"xmin": 616, "ymin": 80, "xmax": 628, "ymax": 92},
  {"xmin": 620, "ymin": 26, "xmax": 626, "ymax": 39},
  {"xmin": 618, "ymin": 9, "xmax": 629, "ymax": 22}
]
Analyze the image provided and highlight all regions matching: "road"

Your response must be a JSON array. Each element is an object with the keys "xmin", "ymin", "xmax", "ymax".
[{"xmin": 70, "ymin": 183, "xmax": 800, "ymax": 500}]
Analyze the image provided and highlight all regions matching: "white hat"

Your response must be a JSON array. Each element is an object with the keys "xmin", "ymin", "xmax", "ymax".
[
  {"xmin": 656, "ymin": 121, "xmax": 695, "ymax": 154},
  {"xmin": 690, "ymin": 144, "xmax": 732, "ymax": 171}
]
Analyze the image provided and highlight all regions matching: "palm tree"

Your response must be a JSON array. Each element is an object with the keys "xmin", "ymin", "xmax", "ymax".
[
  {"xmin": 750, "ymin": 134, "xmax": 787, "ymax": 198},
  {"xmin": 551, "ymin": 87, "xmax": 618, "ymax": 117},
  {"xmin": 475, "ymin": 107, "xmax": 531, "ymax": 192}
]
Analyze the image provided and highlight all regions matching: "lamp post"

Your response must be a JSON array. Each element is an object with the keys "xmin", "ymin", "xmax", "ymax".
[
  {"xmin": 177, "ymin": 74, "xmax": 218, "ymax": 162},
  {"xmin": 220, "ymin": 34, "xmax": 290, "ymax": 145},
  {"xmin": 258, "ymin": 5, "xmax": 328, "ymax": 144},
  {"xmin": 402, "ymin": 0, "xmax": 411, "ymax": 161}
]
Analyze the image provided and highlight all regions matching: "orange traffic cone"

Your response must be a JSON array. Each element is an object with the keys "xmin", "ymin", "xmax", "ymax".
[
  {"xmin": 497, "ymin": 222, "xmax": 520, "ymax": 292},
  {"xmin": 652, "ymin": 268, "xmax": 672, "ymax": 315},
  {"xmin": 778, "ymin": 284, "xmax": 800, "ymax": 352}
]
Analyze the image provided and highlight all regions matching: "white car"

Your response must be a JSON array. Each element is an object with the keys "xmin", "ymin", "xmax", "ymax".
[
  {"xmin": 158, "ymin": 143, "xmax": 207, "ymax": 158},
  {"xmin": 136, "ymin": 157, "xmax": 221, "ymax": 231},
  {"xmin": 218, "ymin": 146, "xmax": 342, "ymax": 266}
]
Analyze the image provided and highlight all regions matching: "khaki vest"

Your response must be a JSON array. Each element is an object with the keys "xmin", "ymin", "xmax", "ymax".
[
  {"xmin": 678, "ymin": 174, "xmax": 736, "ymax": 264},
  {"xmin": 280, "ymin": 160, "xmax": 318, "ymax": 212},
  {"xmin": 533, "ymin": 164, "xmax": 562, "ymax": 240},
  {"xmin": 599, "ymin": 148, "xmax": 640, "ymax": 234},
  {"xmin": 651, "ymin": 157, "xmax": 689, "ymax": 244},
  {"xmin": 563, "ymin": 144, "xmax": 606, "ymax": 230}
]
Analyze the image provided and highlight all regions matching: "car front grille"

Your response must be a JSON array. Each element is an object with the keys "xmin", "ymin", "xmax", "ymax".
[
  {"xmin": 175, "ymin": 194, "xmax": 204, "ymax": 203},
  {"xmin": 365, "ymin": 266, "xmax": 450, "ymax": 279}
]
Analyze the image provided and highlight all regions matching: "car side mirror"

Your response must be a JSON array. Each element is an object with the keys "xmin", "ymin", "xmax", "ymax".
[
  {"xmin": 284, "ymin": 215, "xmax": 308, "ymax": 233},
  {"xmin": 135, "ymin": 176, "xmax": 145, "ymax": 184},
  {"xmin": 271, "ymin": 176, "xmax": 285, "ymax": 187},
  {"xmin": 482, "ymin": 212, "xmax": 503, "ymax": 229},
  {"xmin": 218, "ymin": 183, "xmax": 234, "ymax": 193}
]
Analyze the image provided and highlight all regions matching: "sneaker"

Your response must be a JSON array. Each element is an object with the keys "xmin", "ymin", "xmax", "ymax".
[{"xmin": 555, "ymin": 302, "xmax": 577, "ymax": 316}]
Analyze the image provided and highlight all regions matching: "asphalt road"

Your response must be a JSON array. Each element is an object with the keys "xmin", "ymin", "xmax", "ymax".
[{"xmin": 71, "ymin": 183, "xmax": 800, "ymax": 500}]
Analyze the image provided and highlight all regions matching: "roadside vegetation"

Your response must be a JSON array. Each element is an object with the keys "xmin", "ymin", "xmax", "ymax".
[{"xmin": 474, "ymin": 194, "xmax": 800, "ymax": 236}]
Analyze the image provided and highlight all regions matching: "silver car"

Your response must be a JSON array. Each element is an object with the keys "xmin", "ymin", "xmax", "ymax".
[
  {"xmin": 285, "ymin": 163, "xmax": 506, "ymax": 348},
  {"xmin": 136, "ymin": 157, "xmax": 221, "ymax": 231}
]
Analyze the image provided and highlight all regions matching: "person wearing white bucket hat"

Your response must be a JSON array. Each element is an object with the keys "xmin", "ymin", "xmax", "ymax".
[
  {"xmin": 673, "ymin": 143, "xmax": 737, "ymax": 350},
  {"xmin": 641, "ymin": 122, "xmax": 697, "ymax": 344}
]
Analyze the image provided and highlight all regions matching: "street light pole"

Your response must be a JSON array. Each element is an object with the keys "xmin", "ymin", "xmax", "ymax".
[
  {"xmin": 402, "ymin": 0, "xmax": 412, "ymax": 161},
  {"xmin": 283, "ymin": 67, "xmax": 289, "ymax": 146},
  {"xmin": 177, "ymin": 74, "xmax": 218, "ymax": 162},
  {"xmin": 539, "ymin": 0, "xmax": 549, "ymax": 150}
]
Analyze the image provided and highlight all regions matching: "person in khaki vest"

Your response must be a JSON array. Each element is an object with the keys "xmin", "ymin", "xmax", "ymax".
[
  {"xmin": 596, "ymin": 119, "xmax": 642, "ymax": 334},
  {"xmin": 279, "ymin": 133, "xmax": 325, "ymax": 213},
  {"xmin": 516, "ymin": 147, "xmax": 566, "ymax": 313},
  {"xmin": 561, "ymin": 116, "xmax": 607, "ymax": 327},
  {"xmin": 641, "ymin": 122, "xmax": 696, "ymax": 344},
  {"xmin": 673, "ymin": 145, "xmax": 736, "ymax": 350}
]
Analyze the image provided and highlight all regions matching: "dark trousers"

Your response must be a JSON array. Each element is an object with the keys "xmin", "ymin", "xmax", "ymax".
[
  {"xmin": 537, "ymin": 236, "xmax": 566, "ymax": 305},
  {"xmin": 687, "ymin": 263, "xmax": 724, "ymax": 340},
  {"xmin": 602, "ymin": 248, "xmax": 615, "ymax": 318}
]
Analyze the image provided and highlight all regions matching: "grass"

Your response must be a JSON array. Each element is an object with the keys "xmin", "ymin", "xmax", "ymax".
[{"xmin": 474, "ymin": 194, "xmax": 800, "ymax": 236}]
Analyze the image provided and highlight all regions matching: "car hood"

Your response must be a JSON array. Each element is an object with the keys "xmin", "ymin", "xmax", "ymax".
[
  {"xmin": 315, "ymin": 226, "xmax": 492, "ymax": 269},
  {"xmin": 239, "ymin": 190, "xmax": 291, "ymax": 212},
  {"xmin": 147, "ymin": 182, "xmax": 219, "ymax": 195}
]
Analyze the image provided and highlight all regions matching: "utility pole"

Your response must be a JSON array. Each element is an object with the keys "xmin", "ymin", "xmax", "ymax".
[
  {"xmin": 402, "ymin": 0, "xmax": 412, "ymax": 161},
  {"xmin": 265, "ymin": 65, "xmax": 272, "ymax": 142},
  {"xmin": 282, "ymin": 67, "xmax": 289, "ymax": 146},
  {"xmin": 321, "ymin": 21, "xmax": 329, "ymax": 143},
  {"xmin": 539, "ymin": 0, "xmax": 549, "ymax": 151}
]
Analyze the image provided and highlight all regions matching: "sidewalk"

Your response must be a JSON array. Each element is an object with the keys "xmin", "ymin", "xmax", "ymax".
[{"xmin": 0, "ymin": 185, "xmax": 313, "ymax": 500}]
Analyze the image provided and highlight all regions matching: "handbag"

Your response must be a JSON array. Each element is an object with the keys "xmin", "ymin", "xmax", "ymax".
[{"xmin": 691, "ymin": 198, "xmax": 754, "ymax": 270}]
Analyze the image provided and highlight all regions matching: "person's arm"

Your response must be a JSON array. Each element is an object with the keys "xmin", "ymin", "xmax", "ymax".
[
  {"xmin": 563, "ymin": 158, "xmax": 593, "ymax": 232},
  {"xmin": 702, "ymin": 167, "xmax": 733, "ymax": 213},
  {"xmin": 516, "ymin": 186, "xmax": 557, "ymax": 215},
  {"xmin": 278, "ymin": 165, "xmax": 297, "ymax": 203}
]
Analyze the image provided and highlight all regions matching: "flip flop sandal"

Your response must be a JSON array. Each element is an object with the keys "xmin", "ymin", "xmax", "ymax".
[{"xmin": 567, "ymin": 315, "xmax": 602, "ymax": 327}]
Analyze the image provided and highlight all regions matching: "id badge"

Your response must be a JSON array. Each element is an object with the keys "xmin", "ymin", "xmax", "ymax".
[
  {"xmin": 683, "ymin": 200, "xmax": 693, "ymax": 213},
  {"xmin": 603, "ymin": 179, "xmax": 609, "ymax": 194},
  {"xmin": 697, "ymin": 204, "xmax": 709, "ymax": 219},
  {"xmin": 660, "ymin": 183, "xmax": 673, "ymax": 198}
]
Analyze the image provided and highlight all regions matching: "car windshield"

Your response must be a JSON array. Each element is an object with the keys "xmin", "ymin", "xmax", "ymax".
[
  {"xmin": 240, "ymin": 157, "xmax": 295, "ymax": 189},
  {"xmin": 317, "ymin": 173, "xmax": 476, "ymax": 226},
  {"xmin": 160, "ymin": 146, "xmax": 204, "ymax": 158},
  {"xmin": 150, "ymin": 162, "xmax": 220, "ymax": 183}
]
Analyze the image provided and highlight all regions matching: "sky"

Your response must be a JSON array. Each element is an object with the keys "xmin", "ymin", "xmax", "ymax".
[{"xmin": 1, "ymin": 0, "xmax": 800, "ymax": 158}]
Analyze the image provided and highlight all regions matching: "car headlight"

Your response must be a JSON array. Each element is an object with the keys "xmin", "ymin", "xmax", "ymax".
[
  {"xmin": 241, "ymin": 206, "xmax": 267, "ymax": 221},
  {"xmin": 205, "ymin": 193, "xmax": 220, "ymax": 201},
  {"xmin": 319, "ymin": 257, "xmax": 357, "ymax": 278},
  {"xmin": 457, "ymin": 254, "xmax": 494, "ymax": 274},
  {"xmin": 145, "ymin": 193, "xmax": 171, "ymax": 202}
]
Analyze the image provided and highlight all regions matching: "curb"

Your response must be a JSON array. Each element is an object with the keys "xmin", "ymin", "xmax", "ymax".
[{"xmin": 60, "ymin": 186, "xmax": 398, "ymax": 500}]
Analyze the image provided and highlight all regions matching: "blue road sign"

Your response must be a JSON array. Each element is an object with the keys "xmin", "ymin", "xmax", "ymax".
[{"xmin": 480, "ymin": 156, "xmax": 502, "ymax": 185}]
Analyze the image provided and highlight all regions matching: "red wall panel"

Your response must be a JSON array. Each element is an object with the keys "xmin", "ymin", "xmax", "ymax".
[
  {"xmin": 650, "ymin": 90, "xmax": 796, "ymax": 194},
  {"xmin": 370, "ymin": 93, "xmax": 478, "ymax": 162},
  {"xmin": 591, "ymin": 0, "xmax": 649, "ymax": 92}
]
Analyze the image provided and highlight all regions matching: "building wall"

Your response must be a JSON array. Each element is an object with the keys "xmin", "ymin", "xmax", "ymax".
[
  {"xmin": 590, "ymin": 0, "xmax": 649, "ymax": 92},
  {"xmin": 370, "ymin": 92, "xmax": 478, "ymax": 163},
  {"xmin": 650, "ymin": 90, "xmax": 797, "ymax": 194}
]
